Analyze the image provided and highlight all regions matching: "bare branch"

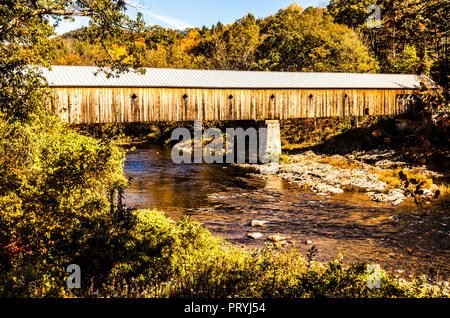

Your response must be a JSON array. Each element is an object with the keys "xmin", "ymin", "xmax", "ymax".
[
  {"xmin": 2, "ymin": 8, "xmax": 95, "ymax": 34},
  {"xmin": 30, "ymin": 9, "xmax": 94, "ymax": 17}
]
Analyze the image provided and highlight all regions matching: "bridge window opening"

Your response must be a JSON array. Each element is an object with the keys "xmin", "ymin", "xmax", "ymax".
[
  {"xmin": 228, "ymin": 94, "xmax": 233, "ymax": 99},
  {"xmin": 270, "ymin": 94, "xmax": 276, "ymax": 100},
  {"xmin": 309, "ymin": 94, "xmax": 313, "ymax": 99},
  {"xmin": 182, "ymin": 93, "xmax": 188, "ymax": 100},
  {"xmin": 344, "ymin": 93, "xmax": 348, "ymax": 98},
  {"xmin": 131, "ymin": 93, "xmax": 138, "ymax": 101}
]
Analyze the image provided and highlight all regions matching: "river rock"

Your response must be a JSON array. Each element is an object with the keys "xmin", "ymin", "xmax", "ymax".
[
  {"xmin": 259, "ymin": 163, "xmax": 279, "ymax": 175},
  {"xmin": 356, "ymin": 149, "xmax": 399, "ymax": 161},
  {"xmin": 247, "ymin": 232, "xmax": 263, "ymax": 239},
  {"xmin": 314, "ymin": 183, "xmax": 344, "ymax": 194},
  {"xmin": 305, "ymin": 240, "xmax": 313, "ymax": 245},
  {"xmin": 268, "ymin": 235, "xmax": 288, "ymax": 243},
  {"xmin": 375, "ymin": 159, "xmax": 407, "ymax": 169},
  {"xmin": 237, "ymin": 147, "xmax": 441, "ymax": 205},
  {"xmin": 251, "ymin": 220, "xmax": 270, "ymax": 227},
  {"xmin": 351, "ymin": 178, "xmax": 387, "ymax": 192},
  {"xmin": 422, "ymin": 188, "xmax": 434, "ymax": 197},
  {"xmin": 366, "ymin": 189, "xmax": 407, "ymax": 205},
  {"xmin": 187, "ymin": 208, "xmax": 212, "ymax": 213}
]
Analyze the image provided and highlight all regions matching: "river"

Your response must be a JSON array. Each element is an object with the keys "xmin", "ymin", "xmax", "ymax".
[{"xmin": 123, "ymin": 144, "xmax": 449, "ymax": 280}]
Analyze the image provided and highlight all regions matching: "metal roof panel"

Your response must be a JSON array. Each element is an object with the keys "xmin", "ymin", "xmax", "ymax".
[{"xmin": 41, "ymin": 66, "xmax": 422, "ymax": 89}]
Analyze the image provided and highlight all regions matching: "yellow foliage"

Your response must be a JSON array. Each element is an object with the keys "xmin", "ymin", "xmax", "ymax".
[
  {"xmin": 180, "ymin": 30, "xmax": 201, "ymax": 52},
  {"xmin": 374, "ymin": 168, "xmax": 434, "ymax": 190},
  {"xmin": 108, "ymin": 44, "xmax": 134, "ymax": 63}
]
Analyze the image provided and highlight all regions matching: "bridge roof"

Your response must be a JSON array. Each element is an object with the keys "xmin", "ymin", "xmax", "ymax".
[{"xmin": 42, "ymin": 66, "xmax": 422, "ymax": 89}]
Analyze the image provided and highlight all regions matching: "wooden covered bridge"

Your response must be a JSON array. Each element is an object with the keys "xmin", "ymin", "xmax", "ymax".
[{"xmin": 43, "ymin": 66, "xmax": 422, "ymax": 124}]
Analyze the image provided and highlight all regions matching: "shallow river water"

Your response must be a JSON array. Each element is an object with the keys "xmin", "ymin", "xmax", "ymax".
[{"xmin": 123, "ymin": 144, "xmax": 449, "ymax": 280}]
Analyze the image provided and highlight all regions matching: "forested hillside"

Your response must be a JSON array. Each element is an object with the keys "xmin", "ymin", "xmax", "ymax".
[{"xmin": 51, "ymin": 2, "xmax": 448, "ymax": 89}]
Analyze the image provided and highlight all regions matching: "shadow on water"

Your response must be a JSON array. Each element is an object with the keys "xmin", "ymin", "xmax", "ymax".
[{"xmin": 123, "ymin": 144, "xmax": 450, "ymax": 280}]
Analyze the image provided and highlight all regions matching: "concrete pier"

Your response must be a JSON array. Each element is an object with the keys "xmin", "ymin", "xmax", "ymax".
[{"xmin": 261, "ymin": 120, "xmax": 281, "ymax": 163}]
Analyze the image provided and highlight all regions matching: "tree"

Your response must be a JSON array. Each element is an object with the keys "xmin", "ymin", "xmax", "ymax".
[
  {"xmin": 47, "ymin": 4, "xmax": 381, "ymax": 75},
  {"xmin": 327, "ymin": 0, "xmax": 375, "ymax": 28},
  {"xmin": 0, "ymin": 0, "xmax": 146, "ymax": 121},
  {"xmin": 220, "ymin": 14, "xmax": 260, "ymax": 70},
  {"xmin": 327, "ymin": 0, "xmax": 449, "ymax": 88},
  {"xmin": 0, "ymin": 0, "xmax": 143, "ymax": 297},
  {"xmin": 256, "ymin": 5, "xmax": 378, "ymax": 72},
  {"xmin": 1, "ymin": 0, "xmax": 146, "ymax": 71},
  {"xmin": 391, "ymin": 44, "xmax": 421, "ymax": 74}
]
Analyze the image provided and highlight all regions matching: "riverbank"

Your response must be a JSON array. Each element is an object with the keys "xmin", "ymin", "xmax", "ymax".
[
  {"xmin": 238, "ymin": 148, "xmax": 445, "ymax": 206},
  {"xmin": 243, "ymin": 114, "xmax": 448, "ymax": 206}
]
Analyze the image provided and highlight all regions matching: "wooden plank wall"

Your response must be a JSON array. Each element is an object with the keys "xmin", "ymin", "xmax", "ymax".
[{"xmin": 50, "ymin": 87, "xmax": 415, "ymax": 124}]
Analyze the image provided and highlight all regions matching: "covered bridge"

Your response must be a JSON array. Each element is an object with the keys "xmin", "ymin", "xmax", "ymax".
[{"xmin": 42, "ymin": 66, "xmax": 422, "ymax": 124}]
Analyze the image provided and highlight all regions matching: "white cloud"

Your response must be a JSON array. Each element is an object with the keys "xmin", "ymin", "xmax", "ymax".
[
  {"xmin": 125, "ymin": 0, "xmax": 193, "ymax": 30},
  {"xmin": 144, "ymin": 11, "xmax": 193, "ymax": 30}
]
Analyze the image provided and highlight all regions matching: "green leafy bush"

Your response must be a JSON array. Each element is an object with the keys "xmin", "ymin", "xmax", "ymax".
[{"xmin": 0, "ymin": 112, "xmax": 127, "ymax": 297}]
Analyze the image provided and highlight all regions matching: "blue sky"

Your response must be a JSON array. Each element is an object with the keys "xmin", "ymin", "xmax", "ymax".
[{"xmin": 54, "ymin": 0, "xmax": 328, "ymax": 34}]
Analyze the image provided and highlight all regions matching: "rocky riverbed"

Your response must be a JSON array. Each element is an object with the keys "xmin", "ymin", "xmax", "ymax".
[{"xmin": 238, "ymin": 149, "xmax": 443, "ymax": 206}]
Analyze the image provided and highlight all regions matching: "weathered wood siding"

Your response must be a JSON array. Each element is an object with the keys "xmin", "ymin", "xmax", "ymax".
[{"xmin": 49, "ymin": 87, "xmax": 416, "ymax": 124}]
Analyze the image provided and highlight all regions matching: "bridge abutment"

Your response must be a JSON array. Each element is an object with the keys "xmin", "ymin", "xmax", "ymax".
[{"xmin": 261, "ymin": 120, "xmax": 281, "ymax": 163}]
